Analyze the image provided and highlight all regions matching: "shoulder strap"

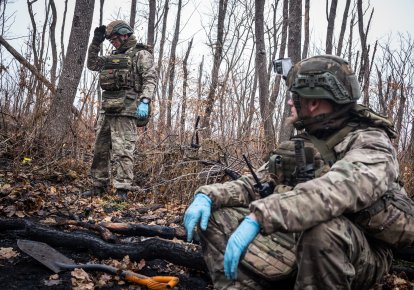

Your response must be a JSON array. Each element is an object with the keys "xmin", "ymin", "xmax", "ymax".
[
  {"xmin": 135, "ymin": 43, "xmax": 153, "ymax": 54},
  {"xmin": 308, "ymin": 125, "xmax": 355, "ymax": 165}
]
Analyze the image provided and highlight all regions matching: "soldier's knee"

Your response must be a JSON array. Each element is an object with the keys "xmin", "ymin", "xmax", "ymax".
[{"xmin": 298, "ymin": 218, "xmax": 348, "ymax": 251}]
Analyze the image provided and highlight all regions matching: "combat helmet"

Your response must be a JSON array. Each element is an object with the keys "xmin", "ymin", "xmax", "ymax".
[
  {"xmin": 286, "ymin": 55, "xmax": 361, "ymax": 104},
  {"xmin": 105, "ymin": 20, "xmax": 134, "ymax": 39}
]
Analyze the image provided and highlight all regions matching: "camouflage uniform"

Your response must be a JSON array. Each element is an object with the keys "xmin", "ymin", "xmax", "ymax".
[
  {"xmin": 196, "ymin": 126, "xmax": 395, "ymax": 289},
  {"xmin": 87, "ymin": 32, "xmax": 156, "ymax": 191},
  {"xmin": 192, "ymin": 54, "xmax": 402, "ymax": 289}
]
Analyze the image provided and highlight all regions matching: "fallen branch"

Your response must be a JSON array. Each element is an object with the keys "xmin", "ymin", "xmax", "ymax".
[
  {"xmin": 100, "ymin": 222, "xmax": 186, "ymax": 240},
  {"xmin": 58, "ymin": 220, "xmax": 119, "ymax": 243},
  {"xmin": 0, "ymin": 217, "xmax": 206, "ymax": 271}
]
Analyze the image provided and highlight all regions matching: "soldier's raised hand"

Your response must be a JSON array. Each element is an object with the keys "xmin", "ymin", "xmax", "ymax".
[
  {"xmin": 183, "ymin": 193, "xmax": 212, "ymax": 242},
  {"xmin": 93, "ymin": 25, "xmax": 106, "ymax": 44}
]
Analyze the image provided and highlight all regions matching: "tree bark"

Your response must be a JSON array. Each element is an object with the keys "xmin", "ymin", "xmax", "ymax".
[
  {"xmin": 166, "ymin": 0, "xmax": 182, "ymax": 132},
  {"xmin": 156, "ymin": 0, "xmax": 169, "ymax": 134},
  {"xmin": 255, "ymin": 0, "xmax": 274, "ymax": 153},
  {"xmin": 302, "ymin": 0, "xmax": 309, "ymax": 59},
  {"xmin": 49, "ymin": 0, "xmax": 58, "ymax": 87},
  {"xmin": 129, "ymin": 0, "xmax": 137, "ymax": 28},
  {"xmin": 201, "ymin": 0, "xmax": 228, "ymax": 138},
  {"xmin": 41, "ymin": 0, "xmax": 95, "ymax": 149},
  {"xmin": 59, "ymin": 0, "xmax": 69, "ymax": 62},
  {"xmin": 336, "ymin": 0, "xmax": 351, "ymax": 56},
  {"xmin": 180, "ymin": 38, "xmax": 193, "ymax": 143},
  {"xmin": 279, "ymin": 0, "xmax": 302, "ymax": 142},
  {"xmin": 325, "ymin": 0, "xmax": 337, "ymax": 54},
  {"xmin": 147, "ymin": 0, "xmax": 156, "ymax": 47}
]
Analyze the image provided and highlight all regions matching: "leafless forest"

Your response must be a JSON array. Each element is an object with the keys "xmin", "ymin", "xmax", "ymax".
[{"xmin": 0, "ymin": 0, "xmax": 413, "ymax": 200}]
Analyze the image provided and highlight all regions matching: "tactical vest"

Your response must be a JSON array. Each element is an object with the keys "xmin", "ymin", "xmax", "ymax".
[
  {"xmin": 99, "ymin": 44, "xmax": 153, "ymax": 126},
  {"xmin": 269, "ymin": 104, "xmax": 413, "ymax": 249},
  {"xmin": 100, "ymin": 43, "xmax": 150, "ymax": 92}
]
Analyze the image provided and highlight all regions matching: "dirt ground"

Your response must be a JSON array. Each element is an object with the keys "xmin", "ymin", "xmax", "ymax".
[
  {"xmin": 0, "ymin": 230, "xmax": 212, "ymax": 290},
  {"xmin": 0, "ymin": 164, "xmax": 413, "ymax": 290}
]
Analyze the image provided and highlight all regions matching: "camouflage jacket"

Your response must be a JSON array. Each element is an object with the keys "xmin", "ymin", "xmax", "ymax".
[
  {"xmin": 87, "ymin": 35, "xmax": 157, "ymax": 116},
  {"xmin": 196, "ymin": 127, "xmax": 401, "ymax": 235}
]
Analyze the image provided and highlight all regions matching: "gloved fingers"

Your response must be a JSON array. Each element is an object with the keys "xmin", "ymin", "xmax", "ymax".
[
  {"xmin": 224, "ymin": 245, "xmax": 240, "ymax": 280},
  {"xmin": 184, "ymin": 215, "xmax": 197, "ymax": 242},
  {"xmin": 199, "ymin": 210, "xmax": 210, "ymax": 231}
]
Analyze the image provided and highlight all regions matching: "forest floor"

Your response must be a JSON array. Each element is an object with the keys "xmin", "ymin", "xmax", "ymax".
[{"xmin": 0, "ymin": 160, "xmax": 413, "ymax": 290}]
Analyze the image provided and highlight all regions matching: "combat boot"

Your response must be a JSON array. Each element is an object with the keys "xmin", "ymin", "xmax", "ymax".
[{"xmin": 115, "ymin": 189, "xmax": 129, "ymax": 202}]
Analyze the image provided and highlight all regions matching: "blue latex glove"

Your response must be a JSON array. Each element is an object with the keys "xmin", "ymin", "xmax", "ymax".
[
  {"xmin": 135, "ymin": 101, "xmax": 149, "ymax": 119},
  {"xmin": 183, "ymin": 193, "xmax": 212, "ymax": 242},
  {"xmin": 224, "ymin": 216, "xmax": 260, "ymax": 280}
]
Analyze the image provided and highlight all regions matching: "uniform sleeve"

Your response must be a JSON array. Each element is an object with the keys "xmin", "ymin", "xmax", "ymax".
[
  {"xmin": 86, "ymin": 41, "xmax": 106, "ymax": 71},
  {"xmin": 136, "ymin": 50, "xmax": 157, "ymax": 101},
  {"xmin": 196, "ymin": 163, "xmax": 269, "ymax": 208},
  {"xmin": 250, "ymin": 128, "xmax": 400, "ymax": 234}
]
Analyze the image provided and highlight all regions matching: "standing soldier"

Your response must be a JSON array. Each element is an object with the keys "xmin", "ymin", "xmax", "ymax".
[
  {"xmin": 86, "ymin": 20, "xmax": 157, "ymax": 201},
  {"xmin": 184, "ymin": 55, "xmax": 411, "ymax": 289}
]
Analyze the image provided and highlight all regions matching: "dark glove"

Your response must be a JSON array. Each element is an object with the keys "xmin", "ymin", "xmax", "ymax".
[{"xmin": 93, "ymin": 25, "xmax": 106, "ymax": 44}]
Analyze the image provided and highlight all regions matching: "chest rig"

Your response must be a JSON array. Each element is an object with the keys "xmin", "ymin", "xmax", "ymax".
[{"xmin": 99, "ymin": 43, "xmax": 150, "ymax": 92}]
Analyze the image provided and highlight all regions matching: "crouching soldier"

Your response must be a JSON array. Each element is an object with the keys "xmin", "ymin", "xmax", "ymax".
[{"xmin": 184, "ymin": 55, "xmax": 413, "ymax": 289}]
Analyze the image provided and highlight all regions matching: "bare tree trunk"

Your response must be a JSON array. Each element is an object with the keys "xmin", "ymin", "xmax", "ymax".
[
  {"xmin": 255, "ymin": 0, "xmax": 274, "ymax": 153},
  {"xmin": 49, "ymin": 0, "xmax": 58, "ymax": 86},
  {"xmin": 336, "ymin": 0, "xmax": 351, "ymax": 56},
  {"xmin": 375, "ymin": 65, "xmax": 386, "ymax": 115},
  {"xmin": 156, "ymin": 0, "xmax": 169, "ymax": 134},
  {"xmin": 357, "ymin": 0, "xmax": 372, "ymax": 106},
  {"xmin": 302, "ymin": 0, "xmax": 309, "ymax": 59},
  {"xmin": 147, "ymin": 0, "xmax": 156, "ymax": 47},
  {"xmin": 271, "ymin": 0, "xmax": 289, "ymax": 142},
  {"xmin": 42, "ymin": 0, "xmax": 95, "ymax": 150},
  {"xmin": 201, "ymin": 0, "xmax": 228, "ymax": 138},
  {"xmin": 129, "ymin": 0, "xmax": 137, "ymax": 28},
  {"xmin": 27, "ymin": 0, "xmax": 40, "ymax": 70},
  {"xmin": 197, "ymin": 55, "xmax": 204, "ymax": 101},
  {"xmin": 325, "ymin": 0, "xmax": 337, "ymax": 54},
  {"xmin": 180, "ymin": 38, "xmax": 193, "ymax": 143},
  {"xmin": 166, "ymin": 0, "xmax": 182, "ymax": 132},
  {"xmin": 60, "ymin": 0, "xmax": 68, "ymax": 62},
  {"xmin": 348, "ymin": 15, "xmax": 355, "ymax": 63},
  {"xmin": 279, "ymin": 0, "xmax": 302, "ymax": 142},
  {"xmin": 394, "ymin": 84, "xmax": 406, "ymax": 148}
]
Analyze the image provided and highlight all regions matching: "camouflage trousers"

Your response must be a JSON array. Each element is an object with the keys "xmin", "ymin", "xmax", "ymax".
[
  {"xmin": 90, "ymin": 115, "xmax": 137, "ymax": 190},
  {"xmin": 199, "ymin": 207, "xmax": 392, "ymax": 290}
]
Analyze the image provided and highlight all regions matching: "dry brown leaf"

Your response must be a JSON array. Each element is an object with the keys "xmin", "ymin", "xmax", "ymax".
[
  {"xmin": 96, "ymin": 273, "xmax": 112, "ymax": 287},
  {"xmin": 15, "ymin": 211, "xmax": 25, "ymax": 218},
  {"xmin": 41, "ymin": 217, "xmax": 57, "ymax": 225},
  {"xmin": 0, "ymin": 247, "xmax": 19, "ymax": 259},
  {"xmin": 1, "ymin": 183, "xmax": 11, "ymax": 190},
  {"xmin": 71, "ymin": 268, "xmax": 94, "ymax": 290},
  {"xmin": 4, "ymin": 205, "xmax": 16, "ymax": 217}
]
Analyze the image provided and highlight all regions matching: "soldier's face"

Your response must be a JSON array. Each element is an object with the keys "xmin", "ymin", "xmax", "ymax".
[
  {"xmin": 109, "ymin": 35, "xmax": 128, "ymax": 49},
  {"xmin": 286, "ymin": 98, "xmax": 299, "ymax": 125},
  {"xmin": 286, "ymin": 97, "xmax": 312, "ymax": 125}
]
